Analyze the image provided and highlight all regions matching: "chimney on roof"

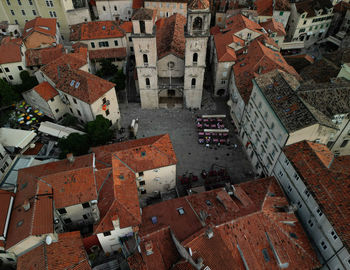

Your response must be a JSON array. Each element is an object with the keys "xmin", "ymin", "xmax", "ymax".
[
  {"xmin": 258, "ymin": 65, "xmax": 263, "ymax": 74},
  {"xmin": 199, "ymin": 210, "xmax": 208, "ymax": 226},
  {"xmin": 205, "ymin": 227, "xmax": 214, "ymax": 239},
  {"xmin": 67, "ymin": 153, "xmax": 75, "ymax": 163},
  {"xmin": 145, "ymin": 241, "xmax": 153, "ymax": 256},
  {"xmin": 216, "ymin": 193, "xmax": 227, "ymax": 211},
  {"xmin": 23, "ymin": 199, "xmax": 30, "ymax": 211}
]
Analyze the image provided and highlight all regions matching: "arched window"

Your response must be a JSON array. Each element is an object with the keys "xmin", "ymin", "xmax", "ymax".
[
  {"xmin": 143, "ymin": 54, "xmax": 148, "ymax": 66},
  {"xmin": 193, "ymin": 17, "xmax": 202, "ymax": 31},
  {"xmin": 193, "ymin": 53, "xmax": 198, "ymax": 64},
  {"xmin": 145, "ymin": 78, "xmax": 150, "ymax": 88},
  {"xmin": 103, "ymin": 5, "xmax": 106, "ymax": 11},
  {"xmin": 191, "ymin": 78, "xmax": 196, "ymax": 88}
]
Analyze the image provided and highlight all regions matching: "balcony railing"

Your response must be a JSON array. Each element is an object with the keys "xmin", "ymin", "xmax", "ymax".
[{"xmin": 158, "ymin": 77, "xmax": 184, "ymax": 89}]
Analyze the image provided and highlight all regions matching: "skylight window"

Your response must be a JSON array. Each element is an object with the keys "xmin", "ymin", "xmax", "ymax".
[
  {"xmin": 177, "ymin": 207, "xmax": 185, "ymax": 215},
  {"xmin": 75, "ymin": 82, "xmax": 80, "ymax": 88},
  {"xmin": 102, "ymin": 25, "xmax": 106, "ymax": 30},
  {"xmin": 262, "ymin": 249, "xmax": 270, "ymax": 262},
  {"xmin": 70, "ymin": 80, "xmax": 75, "ymax": 86}
]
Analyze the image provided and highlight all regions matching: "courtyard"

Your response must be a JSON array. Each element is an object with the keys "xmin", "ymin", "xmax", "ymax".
[{"xmin": 119, "ymin": 91, "xmax": 255, "ymax": 195}]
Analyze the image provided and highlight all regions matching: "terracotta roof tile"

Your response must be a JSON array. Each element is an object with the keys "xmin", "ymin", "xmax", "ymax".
[
  {"xmin": 156, "ymin": 14, "xmax": 186, "ymax": 59},
  {"xmin": 132, "ymin": 8, "xmax": 155, "ymax": 20},
  {"xmin": 40, "ymin": 167, "xmax": 98, "ymax": 209},
  {"xmin": 213, "ymin": 32, "xmax": 243, "ymax": 62},
  {"xmin": 132, "ymin": 0, "xmax": 144, "ymax": 9},
  {"xmin": 70, "ymin": 21, "xmax": 126, "ymax": 41},
  {"xmin": 17, "ymin": 231, "xmax": 91, "ymax": 270},
  {"xmin": 25, "ymin": 44, "xmax": 65, "ymax": 67},
  {"xmin": 129, "ymin": 177, "xmax": 320, "ymax": 270},
  {"xmin": 261, "ymin": 18, "xmax": 286, "ymax": 36},
  {"xmin": 0, "ymin": 190, "xmax": 14, "ymax": 237},
  {"xmin": 6, "ymin": 176, "xmax": 53, "ymax": 249},
  {"xmin": 188, "ymin": 0, "xmax": 209, "ymax": 9},
  {"xmin": 33, "ymin": 81, "xmax": 59, "ymax": 102},
  {"xmin": 93, "ymin": 135, "xmax": 176, "ymax": 233},
  {"xmin": 23, "ymin": 17, "xmax": 57, "ymax": 39},
  {"xmin": 274, "ymin": 0, "xmax": 290, "ymax": 11},
  {"xmin": 92, "ymin": 134, "xmax": 177, "ymax": 169},
  {"xmin": 22, "ymin": 142, "xmax": 44, "ymax": 155},
  {"xmin": 334, "ymin": 1, "xmax": 350, "ymax": 13},
  {"xmin": 120, "ymin": 21, "xmax": 133, "ymax": 33},
  {"xmin": 284, "ymin": 141, "xmax": 350, "ymax": 250},
  {"xmin": 255, "ymin": 0, "xmax": 273, "ymax": 16},
  {"xmin": 0, "ymin": 38, "xmax": 22, "ymax": 64},
  {"xmin": 41, "ymin": 51, "xmax": 87, "ymax": 82},
  {"xmin": 89, "ymin": 47, "xmax": 127, "ymax": 60},
  {"xmin": 42, "ymin": 60, "xmax": 115, "ymax": 104},
  {"xmin": 6, "ymin": 154, "xmax": 94, "ymax": 249},
  {"xmin": 82, "ymin": 234, "xmax": 100, "ymax": 254},
  {"xmin": 234, "ymin": 39, "xmax": 299, "ymax": 104},
  {"xmin": 225, "ymin": 14, "xmax": 263, "ymax": 34}
]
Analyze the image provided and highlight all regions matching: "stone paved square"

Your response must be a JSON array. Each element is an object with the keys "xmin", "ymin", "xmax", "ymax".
[{"xmin": 119, "ymin": 96, "xmax": 255, "ymax": 193}]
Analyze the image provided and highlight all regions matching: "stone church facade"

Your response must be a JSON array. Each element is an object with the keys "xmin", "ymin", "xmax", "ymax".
[{"xmin": 132, "ymin": 0, "xmax": 210, "ymax": 109}]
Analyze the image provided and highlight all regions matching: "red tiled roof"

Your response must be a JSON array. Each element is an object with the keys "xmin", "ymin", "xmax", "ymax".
[
  {"xmin": 234, "ymin": 39, "xmax": 299, "ymax": 104},
  {"xmin": 93, "ymin": 134, "xmax": 177, "ymax": 170},
  {"xmin": 213, "ymin": 32, "xmax": 244, "ymax": 62},
  {"xmin": 25, "ymin": 45, "xmax": 65, "ymax": 67},
  {"xmin": 17, "ymin": 231, "xmax": 91, "ymax": 270},
  {"xmin": 120, "ymin": 21, "xmax": 133, "ymax": 33},
  {"xmin": 274, "ymin": 0, "xmax": 290, "ymax": 11},
  {"xmin": 261, "ymin": 18, "xmax": 286, "ymax": 36},
  {"xmin": 55, "ymin": 67, "xmax": 115, "ymax": 104},
  {"xmin": 40, "ymin": 167, "xmax": 98, "ymax": 209},
  {"xmin": 93, "ymin": 134, "xmax": 176, "ymax": 233},
  {"xmin": 0, "ymin": 190, "xmax": 13, "ymax": 237},
  {"xmin": 33, "ymin": 81, "xmax": 59, "ymax": 102},
  {"xmin": 255, "ymin": 0, "xmax": 273, "ymax": 16},
  {"xmin": 6, "ymin": 176, "xmax": 53, "ymax": 249},
  {"xmin": 70, "ymin": 21, "xmax": 126, "ymax": 41},
  {"xmin": 89, "ymin": 47, "xmax": 127, "ymax": 60},
  {"xmin": 132, "ymin": 0, "xmax": 144, "ymax": 9},
  {"xmin": 23, "ymin": 17, "xmax": 57, "ymax": 39},
  {"xmin": 72, "ymin": 42, "xmax": 88, "ymax": 52},
  {"xmin": 41, "ymin": 54, "xmax": 115, "ymax": 104},
  {"xmin": 284, "ymin": 141, "xmax": 350, "ymax": 250},
  {"xmin": 6, "ymin": 154, "xmax": 94, "ymax": 249},
  {"xmin": 129, "ymin": 177, "xmax": 320, "ymax": 270},
  {"xmin": 0, "ymin": 37, "xmax": 22, "ymax": 64},
  {"xmin": 41, "ymin": 51, "xmax": 87, "ymax": 82},
  {"xmin": 188, "ymin": 0, "xmax": 209, "ymax": 9},
  {"xmin": 156, "ymin": 14, "xmax": 186, "ymax": 59},
  {"xmin": 132, "ymin": 8, "xmax": 157, "ymax": 21},
  {"xmin": 82, "ymin": 234, "xmax": 101, "ymax": 254},
  {"xmin": 225, "ymin": 14, "xmax": 263, "ymax": 34},
  {"xmin": 22, "ymin": 142, "xmax": 44, "ymax": 156}
]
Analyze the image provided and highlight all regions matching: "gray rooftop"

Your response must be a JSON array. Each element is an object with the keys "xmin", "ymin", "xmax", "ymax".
[
  {"xmin": 298, "ymin": 80, "xmax": 350, "ymax": 118},
  {"xmin": 255, "ymin": 69, "xmax": 336, "ymax": 133}
]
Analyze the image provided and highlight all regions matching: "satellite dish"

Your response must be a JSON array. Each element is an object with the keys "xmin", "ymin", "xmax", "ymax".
[{"xmin": 45, "ymin": 235, "xmax": 52, "ymax": 245}]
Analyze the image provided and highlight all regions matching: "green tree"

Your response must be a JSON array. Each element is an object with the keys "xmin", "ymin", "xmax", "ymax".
[
  {"xmin": 0, "ymin": 78, "xmax": 20, "ymax": 107},
  {"xmin": 110, "ymin": 69, "xmax": 126, "ymax": 92},
  {"xmin": 13, "ymin": 70, "xmax": 38, "ymax": 93},
  {"xmin": 98, "ymin": 59, "xmax": 118, "ymax": 77},
  {"xmin": 58, "ymin": 133, "xmax": 90, "ymax": 158},
  {"xmin": 85, "ymin": 115, "xmax": 113, "ymax": 146},
  {"xmin": 61, "ymin": 113, "xmax": 79, "ymax": 127}
]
